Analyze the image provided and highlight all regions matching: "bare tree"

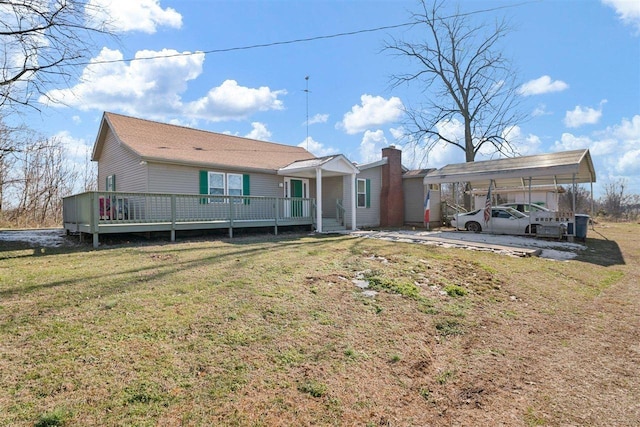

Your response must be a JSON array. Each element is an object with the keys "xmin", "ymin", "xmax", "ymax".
[
  {"xmin": 0, "ymin": 117, "xmax": 26, "ymax": 212},
  {"xmin": 600, "ymin": 179, "xmax": 628, "ymax": 219},
  {"xmin": 0, "ymin": 0, "xmax": 111, "ymax": 110},
  {"xmin": 559, "ymin": 185, "xmax": 591, "ymax": 214},
  {"xmin": 11, "ymin": 139, "xmax": 78, "ymax": 226},
  {"xmin": 386, "ymin": 1, "xmax": 524, "ymax": 206}
]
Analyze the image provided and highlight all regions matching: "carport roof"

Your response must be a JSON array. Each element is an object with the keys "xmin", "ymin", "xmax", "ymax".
[{"xmin": 423, "ymin": 149, "xmax": 596, "ymax": 188}]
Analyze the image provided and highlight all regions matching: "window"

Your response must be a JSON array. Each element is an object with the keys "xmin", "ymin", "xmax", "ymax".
[
  {"xmin": 357, "ymin": 178, "xmax": 370, "ymax": 208},
  {"xmin": 200, "ymin": 171, "xmax": 250, "ymax": 203},
  {"xmin": 227, "ymin": 173, "xmax": 243, "ymax": 197},
  {"xmin": 208, "ymin": 172, "xmax": 225, "ymax": 196},
  {"xmin": 106, "ymin": 174, "xmax": 115, "ymax": 191}
]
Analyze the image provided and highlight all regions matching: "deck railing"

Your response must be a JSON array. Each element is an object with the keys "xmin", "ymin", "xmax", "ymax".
[{"xmin": 63, "ymin": 191, "xmax": 315, "ymax": 246}]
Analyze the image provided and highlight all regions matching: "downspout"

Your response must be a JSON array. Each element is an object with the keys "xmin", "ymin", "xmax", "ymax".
[{"xmin": 316, "ymin": 167, "xmax": 322, "ymax": 232}]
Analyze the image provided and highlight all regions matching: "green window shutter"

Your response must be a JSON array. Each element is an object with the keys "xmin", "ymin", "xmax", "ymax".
[
  {"xmin": 199, "ymin": 170, "xmax": 208, "ymax": 204},
  {"xmin": 365, "ymin": 179, "xmax": 371, "ymax": 208},
  {"xmin": 112, "ymin": 175, "xmax": 116, "ymax": 191},
  {"xmin": 243, "ymin": 174, "xmax": 250, "ymax": 205},
  {"xmin": 106, "ymin": 176, "xmax": 109, "ymax": 191}
]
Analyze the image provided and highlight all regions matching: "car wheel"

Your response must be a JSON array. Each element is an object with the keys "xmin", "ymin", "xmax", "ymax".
[{"xmin": 466, "ymin": 221, "xmax": 482, "ymax": 232}]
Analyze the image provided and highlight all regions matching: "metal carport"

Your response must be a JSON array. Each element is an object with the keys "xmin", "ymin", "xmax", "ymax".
[{"xmin": 423, "ymin": 149, "xmax": 597, "ymax": 238}]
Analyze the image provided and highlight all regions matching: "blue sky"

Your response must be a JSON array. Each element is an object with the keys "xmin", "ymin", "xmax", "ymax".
[{"xmin": 25, "ymin": 0, "xmax": 640, "ymax": 198}]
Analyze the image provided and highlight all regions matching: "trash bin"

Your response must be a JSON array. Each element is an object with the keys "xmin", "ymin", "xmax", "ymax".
[{"xmin": 574, "ymin": 214, "xmax": 590, "ymax": 240}]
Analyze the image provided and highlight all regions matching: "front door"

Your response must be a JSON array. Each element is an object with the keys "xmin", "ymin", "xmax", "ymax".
[{"xmin": 284, "ymin": 177, "xmax": 309, "ymax": 217}]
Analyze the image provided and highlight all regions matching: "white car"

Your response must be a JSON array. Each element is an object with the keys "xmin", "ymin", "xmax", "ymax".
[{"xmin": 451, "ymin": 206, "xmax": 537, "ymax": 235}]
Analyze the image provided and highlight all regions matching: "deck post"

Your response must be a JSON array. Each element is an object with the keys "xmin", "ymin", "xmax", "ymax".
[
  {"xmin": 228, "ymin": 197, "xmax": 234, "ymax": 238},
  {"xmin": 315, "ymin": 167, "xmax": 322, "ymax": 232},
  {"xmin": 91, "ymin": 192, "xmax": 100, "ymax": 248},
  {"xmin": 274, "ymin": 198, "xmax": 279, "ymax": 235},
  {"xmin": 170, "ymin": 195, "xmax": 176, "ymax": 242}
]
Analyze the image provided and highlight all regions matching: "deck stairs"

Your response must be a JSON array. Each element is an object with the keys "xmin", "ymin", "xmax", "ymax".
[{"xmin": 321, "ymin": 217, "xmax": 346, "ymax": 233}]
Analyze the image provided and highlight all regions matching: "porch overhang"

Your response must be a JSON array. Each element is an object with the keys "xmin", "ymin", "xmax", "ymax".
[
  {"xmin": 277, "ymin": 154, "xmax": 360, "ymax": 178},
  {"xmin": 278, "ymin": 155, "xmax": 360, "ymax": 233}
]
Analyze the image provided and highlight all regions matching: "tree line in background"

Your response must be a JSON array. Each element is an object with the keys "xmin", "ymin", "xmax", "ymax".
[
  {"xmin": 0, "ymin": 122, "xmax": 95, "ymax": 228},
  {"xmin": 559, "ymin": 181, "xmax": 640, "ymax": 222}
]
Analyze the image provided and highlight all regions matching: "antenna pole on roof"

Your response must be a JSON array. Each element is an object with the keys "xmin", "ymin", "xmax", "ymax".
[{"xmin": 304, "ymin": 75, "xmax": 309, "ymax": 151}]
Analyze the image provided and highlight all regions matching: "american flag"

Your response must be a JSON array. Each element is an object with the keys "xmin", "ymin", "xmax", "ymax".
[{"xmin": 483, "ymin": 182, "xmax": 492, "ymax": 224}]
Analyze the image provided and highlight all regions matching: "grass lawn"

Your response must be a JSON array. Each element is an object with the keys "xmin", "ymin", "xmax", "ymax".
[{"xmin": 1, "ymin": 223, "xmax": 638, "ymax": 426}]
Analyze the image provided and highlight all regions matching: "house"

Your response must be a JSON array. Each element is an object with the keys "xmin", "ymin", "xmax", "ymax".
[{"xmin": 64, "ymin": 112, "xmax": 425, "ymax": 246}]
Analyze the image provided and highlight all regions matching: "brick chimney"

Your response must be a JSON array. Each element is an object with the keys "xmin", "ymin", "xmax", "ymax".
[{"xmin": 380, "ymin": 146, "xmax": 404, "ymax": 227}]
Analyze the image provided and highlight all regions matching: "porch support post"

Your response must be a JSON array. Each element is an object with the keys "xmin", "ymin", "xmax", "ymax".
[
  {"xmin": 316, "ymin": 167, "xmax": 322, "ymax": 232},
  {"xmin": 350, "ymin": 172, "xmax": 357, "ymax": 230}
]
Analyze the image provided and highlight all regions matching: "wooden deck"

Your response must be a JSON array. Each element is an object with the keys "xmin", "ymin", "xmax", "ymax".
[{"xmin": 63, "ymin": 191, "xmax": 316, "ymax": 248}]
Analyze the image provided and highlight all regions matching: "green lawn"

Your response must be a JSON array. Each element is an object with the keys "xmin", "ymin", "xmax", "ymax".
[{"xmin": 0, "ymin": 225, "xmax": 636, "ymax": 426}]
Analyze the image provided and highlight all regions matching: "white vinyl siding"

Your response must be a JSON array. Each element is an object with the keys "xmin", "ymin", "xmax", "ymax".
[
  {"xmin": 97, "ymin": 128, "xmax": 147, "ymax": 192},
  {"xmin": 147, "ymin": 163, "xmax": 281, "ymax": 197},
  {"xmin": 344, "ymin": 167, "xmax": 381, "ymax": 228}
]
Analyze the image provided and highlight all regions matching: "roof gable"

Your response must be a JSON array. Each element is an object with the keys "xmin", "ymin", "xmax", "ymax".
[
  {"xmin": 92, "ymin": 112, "xmax": 315, "ymax": 172},
  {"xmin": 278, "ymin": 154, "xmax": 360, "ymax": 178}
]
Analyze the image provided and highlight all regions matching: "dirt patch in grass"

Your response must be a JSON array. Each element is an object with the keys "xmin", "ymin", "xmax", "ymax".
[{"xmin": 0, "ymin": 223, "xmax": 638, "ymax": 425}]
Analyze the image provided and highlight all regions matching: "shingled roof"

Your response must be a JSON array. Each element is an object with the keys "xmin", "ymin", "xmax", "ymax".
[{"xmin": 92, "ymin": 112, "xmax": 315, "ymax": 172}]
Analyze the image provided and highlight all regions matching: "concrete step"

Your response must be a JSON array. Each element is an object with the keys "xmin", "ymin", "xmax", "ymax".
[{"xmin": 320, "ymin": 218, "xmax": 346, "ymax": 232}]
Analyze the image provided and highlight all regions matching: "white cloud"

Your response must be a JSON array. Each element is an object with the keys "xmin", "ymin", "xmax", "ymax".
[
  {"xmin": 616, "ymin": 149, "xmax": 640, "ymax": 174},
  {"xmin": 359, "ymin": 130, "xmax": 388, "ymax": 163},
  {"xmin": 187, "ymin": 80, "xmax": 286, "ymax": 121},
  {"xmin": 532, "ymin": 104, "xmax": 551, "ymax": 117},
  {"xmin": 602, "ymin": 0, "xmax": 640, "ymax": 33},
  {"xmin": 564, "ymin": 100, "xmax": 607, "ymax": 128},
  {"xmin": 40, "ymin": 48, "xmax": 201, "ymax": 111},
  {"xmin": 389, "ymin": 127, "xmax": 406, "ymax": 141},
  {"xmin": 86, "ymin": 0, "xmax": 182, "ymax": 33},
  {"xmin": 553, "ymin": 132, "xmax": 616, "ymax": 156},
  {"xmin": 549, "ymin": 114, "xmax": 640, "ymax": 196},
  {"xmin": 245, "ymin": 122, "xmax": 271, "ymax": 141},
  {"xmin": 298, "ymin": 137, "xmax": 339, "ymax": 157},
  {"xmin": 55, "ymin": 130, "xmax": 91, "ymax": 161},
  {"xmin": 610, "ymin": 114, "xmax": 640, "ymax": 143},
  {"xmin": 502, "ymin": 125, "xmax": 542, "ymax": 156},
  {"xmin": 338, "ymin": 95, "xmax": 404, "ymax": 134},
  {"xmin": 518, "ymin": 75, "xmax": 569, "ymax": 96},
  {"xmin": 39, "ymin": 48, "xmax": 286, "ymax": 122},
  {"xmin": 305, "ymin": 113, "xmax": 329, "ymax": 126}
]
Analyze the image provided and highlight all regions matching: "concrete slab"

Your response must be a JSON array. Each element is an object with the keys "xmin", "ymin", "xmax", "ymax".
[{"xmin": 351, "ymin": 231, "xmax": 542, "ymax": 257}]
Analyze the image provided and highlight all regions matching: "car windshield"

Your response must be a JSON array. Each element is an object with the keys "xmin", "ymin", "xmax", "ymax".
[
  {"xmin": 504, "ymin": 207, "xmax": 527, "ymax": 218},
  {"xmin": 528, "ymin": 204, "xmax": 547, "ymax": 212}
]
